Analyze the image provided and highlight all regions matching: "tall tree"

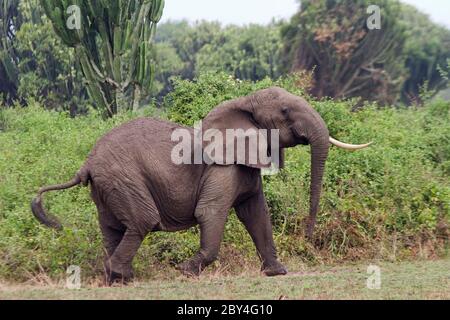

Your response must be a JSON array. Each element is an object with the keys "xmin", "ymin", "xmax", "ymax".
[
  {"xmin": 41, "ymin": 0, "xmax": 165, "ymax": 117},
  {"xmin": 281, "ymin": 0, "xmax": 407, "ymax": 105}
]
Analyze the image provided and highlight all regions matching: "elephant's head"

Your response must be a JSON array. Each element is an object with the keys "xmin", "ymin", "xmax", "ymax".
[{"xmin": 202, "ymin": 87, "xmax": 371, "ymax": 239}]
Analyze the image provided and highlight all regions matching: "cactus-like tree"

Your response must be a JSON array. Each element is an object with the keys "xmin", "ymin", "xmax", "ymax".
[
  {"xmin": 281, "ymin": 0, "xmax": 406, "ymax": 105},
  {"xmin": 41, "ymin": 0, "xmax": 165, "ymax": 116}
]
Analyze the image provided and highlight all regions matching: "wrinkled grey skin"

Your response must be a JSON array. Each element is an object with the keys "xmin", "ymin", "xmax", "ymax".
[{"xmin": 32, "ymin": 87, "xmax": 330, "ymax": 285}]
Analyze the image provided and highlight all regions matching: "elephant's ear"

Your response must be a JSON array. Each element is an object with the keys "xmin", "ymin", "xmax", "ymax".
[{"xmin": 200, "ymin": 99, "xmax": 276, "ymax": 169}]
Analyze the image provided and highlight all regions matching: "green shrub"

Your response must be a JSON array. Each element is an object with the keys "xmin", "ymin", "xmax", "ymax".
[{"xmin": 0, "ymin": 73, "xmax": 448, "ymax": 281}]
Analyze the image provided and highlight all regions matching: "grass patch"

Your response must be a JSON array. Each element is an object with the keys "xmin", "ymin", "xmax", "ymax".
[{"xmin": 1, "ymin": 258, "xmax": 449, "ymax": 300}]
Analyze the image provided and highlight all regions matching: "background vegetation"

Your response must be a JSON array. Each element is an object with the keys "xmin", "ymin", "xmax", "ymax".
[
  {"xmin": 0, "ymin": 0, "xmax": 449, "ymax": 282},
  {"xmin": 0, "ymin": 73, "xmax": 449, "ymax": 281},
  {"xmin": 3, "ymin": 0, "xmax": 450, "ymax": 110}
]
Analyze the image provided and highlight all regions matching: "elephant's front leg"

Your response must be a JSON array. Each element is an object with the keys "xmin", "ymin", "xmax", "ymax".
[
  {"xmin": 235, "ymin": 189, "xmax": 288, "ymax": 277},
  {"xmin": 178, "ymin": 207, "xmax": 229, "ymax": 277}
]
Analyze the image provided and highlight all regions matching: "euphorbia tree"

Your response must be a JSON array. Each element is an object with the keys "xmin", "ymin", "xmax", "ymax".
[
  {"xmin": 41, "ymin": 0, "xmax": 165, "ymax": 116},
  {"xmin": 281, "ymin": 0, "xmax": 406, "ymax": 105}
]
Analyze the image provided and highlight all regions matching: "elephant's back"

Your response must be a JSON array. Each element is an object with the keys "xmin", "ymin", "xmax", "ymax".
[
  {"xmin": 97, "ymin": 117, "xmax": 189, "ymax": 146},
  {"xmin": 85, "ymin": 117, "xmax": 194, "ymax": 180},
  {"xmin": 88, "ymin": 117, "xmax": 189, "ymax": 162}
]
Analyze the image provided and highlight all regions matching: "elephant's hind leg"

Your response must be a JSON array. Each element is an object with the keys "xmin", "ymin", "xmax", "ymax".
[
  {"xmin": 99, "ymin": 212, "xmax": 126, "ymax": 273},
  {"xmin": 98, "ymin": 213, "xmax": 127, "ymax": 284},
  {"xmin": 106, "ymin": 229, "xmax": 144, "ymax": 285},
  {"xmin": 103, "ymin": 184, "xmax": 161, "ymax": 285},
  {"xmin": 91, "ymin": 184, "xmax": 126, "ymax": 271}
]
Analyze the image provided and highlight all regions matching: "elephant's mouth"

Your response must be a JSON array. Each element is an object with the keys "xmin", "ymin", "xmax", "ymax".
[
  {"xmin": 296, "ymin": 136, "xmax": 309, "ymax": 146},
  {"xmin": 291, "ymin": 124, "xmax": 309, "ymax": 145}
]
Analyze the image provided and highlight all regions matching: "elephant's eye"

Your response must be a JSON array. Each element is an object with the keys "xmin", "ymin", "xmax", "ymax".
[
  {"xmin": 299, "ymin": 136, "xmax": 309, "ymax": 145},
  {"xmin": 281, "ymin": 106, "xmax": 290, "ymax": 116}
]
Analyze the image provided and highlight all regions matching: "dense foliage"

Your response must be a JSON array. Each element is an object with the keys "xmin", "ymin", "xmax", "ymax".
[
  {"xmin": 0, "ymin": 0, "xmax": 87, "ymax": 111},
  {"xmin": 2, "ymin": 1, "xmax": 450, "ymax": 110},
  {"xmin": 153, "ymin": 21, "xmax": 283, "ymax": 98},
  {"xmin": 1, "ymin": 73, "xmax": 448, "ymax": 281},
  {"xmin": 15, "ymin": 1, "xmax": 87, "ymax": 114},
  {"xmin": 195, "ymin": 24, "xmax": 283, "ymax": 82}
]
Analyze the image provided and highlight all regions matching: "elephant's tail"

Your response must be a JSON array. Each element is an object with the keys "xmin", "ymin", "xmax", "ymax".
[{"xmin": 31, "ymin": 167, "xmax": 90, "ymax": 230}]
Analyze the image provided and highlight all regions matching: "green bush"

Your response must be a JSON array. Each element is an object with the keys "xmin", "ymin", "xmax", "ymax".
[{"xmin": 0, "ymin": 73, "xmax": 449, "ymax": 281}]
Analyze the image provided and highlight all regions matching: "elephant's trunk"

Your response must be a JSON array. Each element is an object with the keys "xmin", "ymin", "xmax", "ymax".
[{"xmin": 306, "ymin": 135, "xmax": 329, "ymax": 239}]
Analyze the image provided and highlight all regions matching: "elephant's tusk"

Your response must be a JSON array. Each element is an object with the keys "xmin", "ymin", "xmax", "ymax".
[{"xmin": 329, "ymin": 137, "xmax": 372, "ymax": 150}]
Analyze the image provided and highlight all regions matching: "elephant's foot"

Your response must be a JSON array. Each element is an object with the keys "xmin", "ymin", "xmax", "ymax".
[
  {"xmin": 104, "ymin": 259, "xmax": 134, "ymax": 286},
  {"xmin": 105, "ymin": 270, "xmax": 134, "ymax": 286},
  {"xmin": 177, "ymin": 253, "xmax": 206, "ymax": 277},
  {"xmin": 261, "ymin": 260, "xmax": 288, "ymax": 277}
]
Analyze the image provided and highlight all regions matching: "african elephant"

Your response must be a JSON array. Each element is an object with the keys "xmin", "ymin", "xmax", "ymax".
[{"xmin": 31, "ymin": 87, "xmax": 371, "ymax": 285}]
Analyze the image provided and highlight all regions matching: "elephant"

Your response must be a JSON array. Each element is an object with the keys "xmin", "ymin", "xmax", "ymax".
[{"xmin": 31, "ymin": 87, "xmax": 371, "ymax": 285}]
